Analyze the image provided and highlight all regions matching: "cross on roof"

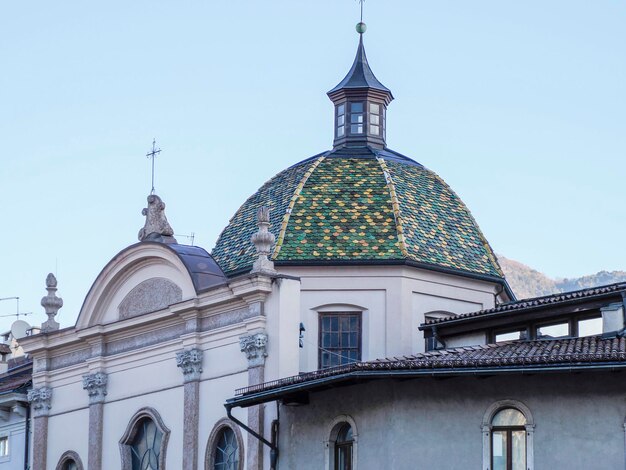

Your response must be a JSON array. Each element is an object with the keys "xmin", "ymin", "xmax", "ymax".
[{"xmin": 146, "ymin": 139, "xmax": 161, "ymax": 194}]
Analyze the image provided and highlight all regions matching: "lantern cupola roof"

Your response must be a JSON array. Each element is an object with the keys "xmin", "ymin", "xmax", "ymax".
[
  {"xmin": 327, "ymin": 32, "xmax": 393, "ymax": 100},
  {"xmin": 327, "ymin": 23, "xmax": 394, "ymax": 149}
]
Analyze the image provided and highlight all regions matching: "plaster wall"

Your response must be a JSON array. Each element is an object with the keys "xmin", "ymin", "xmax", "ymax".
[
  {"xmin": 278, "ymin": 373, "xmax": 626, "ymax": 470},
  {"xmin": 280, "ymin": 265, "xmax": 497, "ymax": 370},
  {"xmin": 446, "ymin": 331, "xmax": 487, "ymax": 348},
  {"xmin": 265, "ymin": 278, "xmax": 301, "ymax": 380},
  {"xmin": 47, "ymin": 408, "xmax": 89, "ymax": 468},
  {"xmin": 0, "ymin": 413, "xmax": 27, "ymax": 469}
]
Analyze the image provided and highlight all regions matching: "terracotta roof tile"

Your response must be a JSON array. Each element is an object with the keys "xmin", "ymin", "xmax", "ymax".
[
  {"xmin": 0, "ymin": 360, "xmax": 32, "ymax": 394},
  {"xmin": 236, "ymin": 336, "xmax": 626, "ymax": 397}
]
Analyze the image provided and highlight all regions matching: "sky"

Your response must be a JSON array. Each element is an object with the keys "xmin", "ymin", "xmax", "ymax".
[{"xmin": 1, "ymin": 1, "xmax": 624, "ymax": 332}]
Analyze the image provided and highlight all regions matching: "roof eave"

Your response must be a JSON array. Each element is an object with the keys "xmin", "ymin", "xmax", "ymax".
[{"xmin": 226, "ymin": 361, "xmax": 626, "ymax": 408}]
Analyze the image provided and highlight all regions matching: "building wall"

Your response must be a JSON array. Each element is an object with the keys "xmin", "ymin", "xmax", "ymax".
[
  {"xmin": 0, "ymin": 411, "xmax": 27, "ymax": 470},
  {"xmin": 278, "ymin": 372, "xmax": 626, "ymax": 470},
  {"xmin": 281, "ymin": 265, "xmax": 498, "ymax": 370}
]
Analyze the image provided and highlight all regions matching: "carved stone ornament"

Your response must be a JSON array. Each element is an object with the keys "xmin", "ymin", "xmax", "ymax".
[
  {"xmin": 138, "ymin": 194, "xmax": 177, "ymax": 243},
  {"xmin": 251, "ymin": 206, "xmax": 276, "ymax": 274},
  {"xmin": 176, "ymin": 348, "xmax": 203, "ymax": 382},
  {"xmin": 82, "ymin": 372, "xmax": 108, "ymax": 404},
  {"xmin": 41, "ymin": 273, "xmax": 62, "ymax": 332},
  {"xmin": 28, "ymin": 386, "xmax": 53, "ymax": 416},
  {"xmin": 239, "ymin": 332, "xmax": 268, "ymax": 367}
]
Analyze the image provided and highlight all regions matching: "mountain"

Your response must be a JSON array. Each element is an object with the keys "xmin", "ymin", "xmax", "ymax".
[{"xmin": 497, "ymin": 255, "xmax": 626, "ymax": 300}]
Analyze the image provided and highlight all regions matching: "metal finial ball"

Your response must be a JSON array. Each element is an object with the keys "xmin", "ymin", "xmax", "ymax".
[{"xmin": 356, "ymin": 22, "xmax": 367, "ymax": 34}]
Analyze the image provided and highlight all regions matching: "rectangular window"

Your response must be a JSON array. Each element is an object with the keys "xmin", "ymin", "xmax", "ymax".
[
  {"xmin": 368, "ymin": 102, "xmax": 382, "ymax": 138},
  {"xmin": 349, "ymin": 102, "xmax": 364, "ymax": 134},
  {"xmin": 494, "ymin": 330, "xmax": 524, "ymax": 342},
  {"xmin": 578, "ymin": 317, "xmax": 602, "ymax": 337},
  {"xmin": 0, "ymin": 436, "xmax": 8, "ymax": 457},
  {"xmin": 350, "ymin": 102, "xmax": 364, "ymax": 113},
  {"xmin": 319, "ymin": 312, "xmax": 361, "ymax": 369},
  {"xmin": 536, "ymin": 322, "xmax": 569, "ymax": 339},
  {"xmin": 336, "ymin": 104, "xmax": 346, "ymax": 138}
]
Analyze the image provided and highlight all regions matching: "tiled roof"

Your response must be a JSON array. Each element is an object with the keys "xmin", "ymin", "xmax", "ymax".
[
  {"xmin": 0, "ymin": 360, "xmax": 32, "ymax": 394},
  {"xmin": 212, "ymin": 147, "xmax": 503, "ymax": 279},
  {"xmin": 424, "ymin": 282, "xmax": 626, "ymax": 326},
  {"xmin": 236, "ymin": 336, "xmax": 626, "ymax": 397}
]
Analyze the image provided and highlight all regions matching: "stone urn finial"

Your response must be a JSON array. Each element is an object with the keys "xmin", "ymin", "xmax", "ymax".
[
  {"xmin": 41, "ymin": 273, "xmax": 62, "ymax": 332},
  {"xmin": 138, "ymin": 194, "xmax": 177, "ymax": 244},
  {"xmin": 251, "ymin": 206, "xmax": 276, "ymax": 274}
]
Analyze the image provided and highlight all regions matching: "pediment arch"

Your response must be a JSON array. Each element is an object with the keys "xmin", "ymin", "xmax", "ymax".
[{"xmin": 76, "ymin": 242, "xmax": 224, "ymax": 329}]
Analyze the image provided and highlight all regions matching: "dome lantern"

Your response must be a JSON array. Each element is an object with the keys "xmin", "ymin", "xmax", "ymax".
[{"xmin": 327, "ymin": 25, "xmax": 394, "ymax": 149}]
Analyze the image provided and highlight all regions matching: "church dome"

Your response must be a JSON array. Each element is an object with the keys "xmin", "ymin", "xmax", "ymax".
[
  {"xmin": 211, "ymin": 28, "xmax": 504, "ymax": 283},
  {"xmin": 212, "ymin": 146, "xmax": 502, "ymax": 280}
]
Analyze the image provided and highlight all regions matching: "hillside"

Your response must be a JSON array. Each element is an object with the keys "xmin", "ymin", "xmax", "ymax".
[{"xmin": 497, "ymin": 255, "xmax": 626, "ymax": 300}]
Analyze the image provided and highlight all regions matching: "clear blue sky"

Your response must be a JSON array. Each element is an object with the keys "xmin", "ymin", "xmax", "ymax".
[{"xmin": 1, "ymin": 1, "xmax": 624, "ymax": 331}]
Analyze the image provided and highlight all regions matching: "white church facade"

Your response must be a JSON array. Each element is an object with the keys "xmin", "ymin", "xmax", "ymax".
[{"xmin": 11, "ymin": 20, "xmax": 626, "ymax": 470}]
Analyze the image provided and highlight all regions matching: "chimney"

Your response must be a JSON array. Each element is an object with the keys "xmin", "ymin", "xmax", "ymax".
[{"xmin": 601, "ymin": 302, "xmax": 625, "ymax": 335}]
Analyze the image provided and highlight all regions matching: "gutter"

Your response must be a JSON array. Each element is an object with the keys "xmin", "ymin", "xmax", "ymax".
[{"xmin": 226, "ymin": 361, "xmax": 626, "ymax": 409}]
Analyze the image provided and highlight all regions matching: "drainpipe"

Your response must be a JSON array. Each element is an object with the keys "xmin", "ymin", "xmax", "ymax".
[
  {"xmin": 225, "ymin": 402, "xmax": 279, "ymax": 469},
  {"xmin": 23, "ymin": 401, "xmax": 30, "ymax": 470}
]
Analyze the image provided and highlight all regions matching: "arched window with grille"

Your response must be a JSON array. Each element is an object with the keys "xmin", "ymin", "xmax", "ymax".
[
  {"xmin": 205, "ymin": 419, "xmax": 244, "ymax": 470},
  {"xmin": 55, "ymin": 451, "xmax": 84, "ymax": 470},
  {"xmin": 119, "ymin": 408, "xmax": 170, "ymax": 470}
]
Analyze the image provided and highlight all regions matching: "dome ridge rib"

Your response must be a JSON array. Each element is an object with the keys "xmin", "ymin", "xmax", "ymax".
[
  {"xmin": 272, "ymin": 155, "xmax": 327, "ymax": 259},
  {"xmin": 376, "ymin": 156, "xmax": 409, "ymax": 257}
]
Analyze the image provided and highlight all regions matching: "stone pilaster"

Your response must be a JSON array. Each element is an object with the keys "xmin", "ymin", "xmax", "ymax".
[
  {"xmin": 28, "ymin": 386, "xmax": 52, "ymax": 470},
  {"xmin": 240, "ymin": 332, "xmax": 268, "ymax": 470},
  {"xmin": 176, "ymin": 348, "xmax": 203, "ymax": 470},
  {"xmin": 83, "ymin": 372, "xmax": 107, "ymax": 470}
]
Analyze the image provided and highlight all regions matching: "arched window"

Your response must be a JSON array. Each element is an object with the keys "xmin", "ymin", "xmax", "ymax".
[
  {"xmin": 205, "ymin": 419, "xmax": 244, "ymax": 470},
  {"xmin": 214, "ymin": 427, "xmax": 239, "ymax": 470},
  {"xmin": 325, "ymin": 416, "xmax": 358, "ymax": 470},
  {"xmin": 131, "ymin": 418, "xmax": 163, "ymax": 469},
  {"xmin": 482, "ymin": 401, "xmax": 534, "ymax": 470},
  {"xmin": 119, "ymin": 408, "xmax": 170, "ymax": 470},
  {"xmin": 55, "ymin": 451, "xmax": 84, "ymax": 470},
  {"xmin": 491, "ymin": 409, "xmax": 526, "ymax": 470},
  {"xmin": 334, "ymin": 423, "xmax": 353, "ymax": 470}
]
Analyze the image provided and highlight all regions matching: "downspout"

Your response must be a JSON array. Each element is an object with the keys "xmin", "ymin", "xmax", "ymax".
[
  {"xmin": 23, "ymin": 401, "xmax": 30, "ymax": 470},
  {"xmin": 225, "ymin": 402, "xmax": 279, "ymax": 469}
]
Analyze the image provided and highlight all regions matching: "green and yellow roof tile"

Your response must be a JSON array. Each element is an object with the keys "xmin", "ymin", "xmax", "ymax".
[{"xmin": 211, "ymin": 148, "xmax": 503, "ymax": 280}]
